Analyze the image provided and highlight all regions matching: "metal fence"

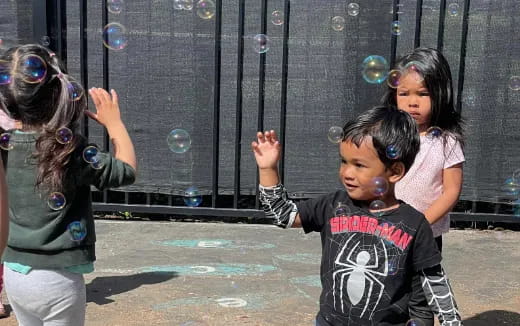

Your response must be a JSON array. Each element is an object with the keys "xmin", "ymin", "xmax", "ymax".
[{"xmin": 23, "ymin": 0, "xmax": 520, "ymax": 223}]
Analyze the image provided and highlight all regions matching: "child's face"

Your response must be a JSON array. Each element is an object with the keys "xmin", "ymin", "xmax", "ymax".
[
  {"xmin": 396, "ymin": 71, "xmax": 432, "ymax": 133},
  {"xmin": 339, "ymin": 139, "xmax": 392, "ymax": 201}
]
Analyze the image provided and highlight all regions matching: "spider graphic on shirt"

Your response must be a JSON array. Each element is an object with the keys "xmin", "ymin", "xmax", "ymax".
[{"xmin": 331, "ymin": 233, "xmax": 394, "ymax": 319}]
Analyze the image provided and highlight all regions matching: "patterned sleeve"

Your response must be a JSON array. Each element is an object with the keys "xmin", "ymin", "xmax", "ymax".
[
  {"xmin": 296, "ymin": 192, "xmax": 336, "ymax": 233},
  {"xmin": 444, "ymin": 136, "xmax": 465, "ymax": 169}
]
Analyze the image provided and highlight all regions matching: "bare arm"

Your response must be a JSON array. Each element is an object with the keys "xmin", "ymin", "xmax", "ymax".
[
  {"xmin": 424, "ymin": 164, "xmax": 463, "ymax": 224},
  {"xmin": 87, "ymin": 88, "xmax": 137, "ymax": 171},
  {"xmin": 0, "ymin": 162, "xmax": 9, "ymax": 257}
]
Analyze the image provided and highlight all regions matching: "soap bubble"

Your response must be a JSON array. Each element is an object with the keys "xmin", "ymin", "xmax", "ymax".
[
  {"xmin": 404, "ymin": 61, "xmax": 424, "ymax": 83},
  {"xmin": 167, "ymin": 129, "xmax": 192, "ymax": 153},
  {"xmin": 369, "ymin": 200, "xmax": 387, "ymax": 213},
  {"xmin": 406, "ymin": 319, "xmax": 425, "ymax": 326},
  {"xmin": 509, "ymin": 76, "xmax": 520, "ymax": 91},
  {"xmin": 0, "ymin": 60, "xmax": 11, "ymax": 85},
  {"xmin": 448, "ymin": 3, "xmax": 459, "ymax": 17},
  {"xmin": 0, "ymin": 133, "xmax": 13, "ymax": 150},
  {"xmin": 196, "ymin": 0, "xmax": 216, "ymax": 20},
  {"xmin": 501, "ymin": 177, "xmax": 520, "ymax": 196},
  {"xmin": 371, "ymin": 177, "xmax": 389, "ymax": 197},
  {"xmin": 102, "ymin": 23, "xmax": 128, "ymax": 51},
  {"xmin": 184, "ymin": 186, "xmax": 202, "ymax": 207},
  {"xmin": 335, "ymin": 202, "xmax": 351, "ymax": 217},
  {"xmin": 68, "ymin": 221, "xmax": 87, "ymax": 241},
  {"xmin": 40, "ymin": 35, "xmax": 50, "ymax": 46},
  {"xmin": 55, "ymin": 127, "xmax": 73, "ymax": 144},
  {"xmin": 331, "ymin": 16, "xmax": 346, "ymax": 31},
  {"xmin": 48, "ymin": 192, "xmax": 66, "ymax": 210},
  {"xmin": 107, "ymin": 0, "xmax": 124, "ymax": 14},
  {"xmin": 391, "ymin": 20, "xmax": 401, "ymax": 35},
  {"xmin": 252, "ymin": 34, "xmax": 270, "ymax": 54},
  {"xmin": 271, "ymin": 10, "xmax": 284, "ymax": 25},
  {"xmin": 20, "ymin": 55, "xmax": 47, "ymax": 84},
  {"xmin": 328, "ymin": 126, "xmax": 343, "ymax": 143},
  {"xmin": 426, "ymin": 126, "xmax": 443, "ymax": 139},
  {"xmin": 83, "ymin": 145, "xmax": 105, "ymax": 169},
  {"xmin": 387, "ymin": 69, "xmax": 402, "ymax": 88},
  {"xmin": 361, "ymin": 55, "xmax": 389, "ymax": 84},
  {"xmin": 386, "ymin": 144, "xmax": 400, "ymax": 160},
  {"xmin": 67, "ymin": 80, "xmax": 84, "ymax": 101},
  {"xmin": 347, "ymin": 3, "xmax": 360, "ymax": 16}
]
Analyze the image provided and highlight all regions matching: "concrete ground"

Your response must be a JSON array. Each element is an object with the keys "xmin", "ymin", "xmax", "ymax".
[{"xmin": 1, "ymin": 220, "xmax": 519, "ymax": 325}]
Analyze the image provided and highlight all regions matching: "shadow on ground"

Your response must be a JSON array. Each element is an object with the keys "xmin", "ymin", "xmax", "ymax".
[
  {"xmin": 463, "ymin": 310, "xmax": 520, "ymax": 325},
  {"xmin": 86, "ymin": 271, "xmax": 178, "ymax": 305}
]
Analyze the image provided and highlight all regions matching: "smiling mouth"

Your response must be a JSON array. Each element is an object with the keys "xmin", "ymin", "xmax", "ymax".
[{"xmin": 344, "ymin": 184, "xmax": 358, "ymax": 191}]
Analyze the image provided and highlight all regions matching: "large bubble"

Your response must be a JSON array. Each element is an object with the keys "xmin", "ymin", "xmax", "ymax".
[
  {"xmin": 20, "ymin": 55, "xmax": 47, "ymax": 84},
  {"xmin": 196, "ymin": 0, "xmax": 216, "ymax": 20},
  {"xmin": 102, "ymin": 23, "xmax": 128, "ymax": 51},
  {"xmin": 361, "ymin": 55, "xmax": 389, "ymax": 84},
  {"xmin": 167, "ymin": 129, "xmax": 192, "ymax": 153}
]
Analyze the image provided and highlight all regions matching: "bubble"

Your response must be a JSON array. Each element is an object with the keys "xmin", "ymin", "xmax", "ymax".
[
  {"xmin": 0, "ymin": 61, "xmax": 11, "ymax": 85},
  {"xmin": 0, "ymin": 133, "xmax": 13, "ymax": 150},
  {"xmin": 252, "ymin": 34, "xmax": 270, "ymax": 54},
  {"xmin": 371, "ymin": 177, "xmax": 389, "ymax": 197},
  {"xmin": 196, "ymin": 0, "xmax": 215, "ymax": 19},
  {"xmin": 107, "ymin": 0, "xmax": 124, "ymax": 14},
  {"xmin": 83, "ymin": 145, "xmax": 104, "ymax": 169},
  {"xmin": 335, "ymin": 202, "xmax": 351, "ymax": 217},
  {"xmin": 369, "ymin": 200, "xmax": 387, "ymax": 213},
  {"xmin": 448, "ymin": 3, "xmax": 460, "ymax": 17},
  {"xmin": 167, "ymin": 129, "xmax": 192, "ymax": 153},
  {"xmin": 173, "ymin": 0, "xmax": 185, "ymax": 10},
  {"xmin": 231, "ymin": 281, "xmax": 238, "ymax": 289},
  {"xmin": 40, "ymin": 35, "xmax": 50, "ymax": 46},
  {"xmin": 327, "ymin": 126, "xmax": 343, "ymax": 143},
  {"xmin": 183, "ymin": 0, "xmax": 194, "ymax": 10},
  {"xmin": 102, "ymin": 23, "xmax": 128, "ymax": 51},
  {"xmin": 509, "ymin": 76, "xmax": 520, "ymax": 91},
  {"xmin": 406, "ymin": 319, "xmax": 426, "ymax": 326},
  {"xmin": 385, "ymin": 144, "xmax": 400, "ymax": 160},
  {"xmin": 361, "ymin": 55, "xmax": 389, "ymax": 84},
  {"xmin": 20, "ymin": 55, "xmax": 47, "ymax": 84},
  {"xmin": 271, "ymin": 10, "xmax": 284, "ymax": 25},
  {"xmin": 184, "ymin": 186, "xmax": 202, "ymax": 207},
  {"xmin": 404, "ymin": 61, "xmax": 424, "ymax": 83},
  {"xmin": 67, "ymin": 221, "xmax": 87, "ymax": 241},
  {"xmin": 513, "ymin": 169, "xmax": 520, "ymax": 184},
  {"xmin": 48, "ymin": 192, "xmax": 66, "ymax": 210},
  {"xmin": 426, "ymin": 126, "xmax": 443, "ymax": 139},
  {"xmin": 501, "ymin": 177, "xmax": 520, "ymax": 196},
  {"xmin": 55, "ymin": 127, "xmax": 73, "ymax": 144},
  {"xmin": 67, "ymin": 80, "xmax": 84, "ymax": 101},
  {"xmin": 387, "ymin": 69, "xmax": 402, "ymax": 88},
  {"xmin": 388, "ymin": 259, "xmax": 399, "ymax": 275},
  {"xmin": 347, "ymin": 3, "xmax": 360, "ymax": 16},
  {"xmin": 331, "ymin": 16, "xmax": 346, "ymax": 32},
  {"xmin": 391, "ymin": 20, "xmax": 401, "ymax": 35}
]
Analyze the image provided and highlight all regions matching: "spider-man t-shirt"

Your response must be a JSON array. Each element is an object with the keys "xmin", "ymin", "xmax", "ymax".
[{"xmin": 297, "ymin": 190, "xmax": 441, "ymax": 326}]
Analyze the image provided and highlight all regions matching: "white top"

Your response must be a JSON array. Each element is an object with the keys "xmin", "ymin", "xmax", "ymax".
[{"xmin": 395, "ymin": 134, "xmax": 465, "ymax": 237}]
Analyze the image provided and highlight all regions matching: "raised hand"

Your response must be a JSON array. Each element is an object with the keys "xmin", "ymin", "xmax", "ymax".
[
  {"xmin": 86, "ymin": 88, "xmax": 122, "ymax": 129},
  {"xmin": 251, "ymin": 130, "xmax": 281, "ymax": 170}
]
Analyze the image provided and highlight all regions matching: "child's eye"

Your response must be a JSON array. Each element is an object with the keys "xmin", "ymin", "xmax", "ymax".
[
  {"xmin": 420, "ymin": 92, "xmax": 430, "ymax": 96},
  {"xmin": 355, "ymin": 163, "xmax": 365, "ymax": 168},
  {"xmin": 397, "ymin": 92, "xmax": 407, "ymax": 96}
]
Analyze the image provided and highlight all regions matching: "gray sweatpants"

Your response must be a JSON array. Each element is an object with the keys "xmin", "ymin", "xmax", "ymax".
[{"xmin": 3, "ymin": 266, "xmax": 86, "ymax": 326}]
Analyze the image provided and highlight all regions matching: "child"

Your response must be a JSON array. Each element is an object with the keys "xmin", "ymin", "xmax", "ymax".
[
  {"xmin": 252, "ymin": 106, "xmax": 462, "ymax": 325},
  {"xmin": 0, "ymin": 44, "xmax": 136, "ymax": 325},
  {"xmin": 382, "ymin": 47, "xmax": 465, "ymax": 326}
]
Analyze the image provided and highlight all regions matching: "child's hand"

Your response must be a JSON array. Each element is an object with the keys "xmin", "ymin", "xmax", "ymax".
[
  {"xmin": 86, "ymin": 88, "xmax": 122, "ymax": 129},
  {"xmin": 251, "ymin": 130, "xmax": 281, "ymax": 170}
]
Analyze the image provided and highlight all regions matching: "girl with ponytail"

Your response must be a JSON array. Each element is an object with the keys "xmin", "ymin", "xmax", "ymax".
[{"xmin": 0, "ymin": 44, "xmax": 136, "ymax": 325}]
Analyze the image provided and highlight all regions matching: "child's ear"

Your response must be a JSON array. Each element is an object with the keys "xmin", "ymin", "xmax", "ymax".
[{"xmin": 388, "ymin": 162, "xmax": 406, "ymax": 183}]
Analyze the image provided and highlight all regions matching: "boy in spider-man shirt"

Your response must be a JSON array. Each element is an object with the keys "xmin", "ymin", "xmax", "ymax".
[{"xmin": 252, "ymin": 106, "xmax": 462, "ymax": 326}]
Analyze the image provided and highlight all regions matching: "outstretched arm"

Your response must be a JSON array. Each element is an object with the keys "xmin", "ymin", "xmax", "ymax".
[
  {"xmin": 87, "ymin": 88, "xmax": 137, "ymax": 172},
  {"xmin": 420, "ymin": 264, "xmax": 462, "ymax": 326},
  {"xmin": 252, "ymin": 130, "xmax": 301, "ymax": 228}
]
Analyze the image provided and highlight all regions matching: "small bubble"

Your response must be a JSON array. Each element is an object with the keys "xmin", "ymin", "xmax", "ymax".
[
  {"xmin": 448, "ymin": 3, "xmax": 460, "ymax": 16},
  {"xmin": 0, "ymin": 60, "xmax": 11, "ymax": 85},
  {"xmin": 68, "ymin": 221, "xmax": 87, "ymax": 241},
  {"xmin": 196, "ymin": 0, "xmax": 216, "ymax": 20},
  {"xmin": 55, "ymin": 127, "xmax": 73, "ymax": 144},
  {"xmin": 184, "ymin": 186, "xmax": 202, "ymax": 207},
  {"xmin": 385, "ymin": 144, "xmax": 400, "ymax": 159},
  {"xmin": 271, "ymin": 10, "xmax": 284, "ymax": 25},
  {"xmin": 371, "ymin": 177, "xmax": 389, "ymax": 197},
  {"xmin": 102, "ymin": 23, "xmax": 128, "ymax": 51},
  {"xmin": 509, "ymin": 76, "xmax": 520, "ymax": 91},
  {"xmin": 252, "ymin": 34, "xmax": 270, "ymax": 54},
  {"xmin": 48, "ymin": 192, "xmax": 66, "ymax": 210},
  {"xmin": 40, "ymin": 35, "xmax": 50, "ymax": 46},
  {"xmin": 387, "ymin": 69, "xmax": 402, "ymax": 88},
  {"xmin": 167, "ymin": 129, "xmax": 191, "ymax": 153},
  {"xmin": 0, "ymin": 133, "xmax": 13, "ymax": 150},
  {"xmin": 335, "ymin": 202, "xmax": 351, "ymax": 216},
  {"xmin": 391, "ymin": 20, "xmax": 401, "ymax": 35},
  {"xmin": 331, "ymin": 16, "xmax": 346, "ymax": 31},
  {"xmin": 426, "ymin": 126, "xmax": 443, "ymax": 139},
  {"xmin": 327, "ymin": 126, "xmax": 343, "ymax": 143},
  {"xmin": 107, "ymin": 0, "xmax": 124, "ymax": 14},
  {"xmin": 347, "ymin": 3, "xmax": 360, "ymax": 16},
  {"xmin": 20, "ymin": 55, "xmax": 47, "ymax": 84}
]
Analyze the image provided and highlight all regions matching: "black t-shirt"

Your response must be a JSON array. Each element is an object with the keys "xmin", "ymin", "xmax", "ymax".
[{"xmin": 297, "ymin": 190, "xmax": 441, "ymax": 326}]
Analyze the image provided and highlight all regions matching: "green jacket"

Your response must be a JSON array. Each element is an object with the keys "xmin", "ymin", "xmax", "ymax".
[{"xmin": 2, "ymin": 131, "xmax": 136, "ymax": 268}]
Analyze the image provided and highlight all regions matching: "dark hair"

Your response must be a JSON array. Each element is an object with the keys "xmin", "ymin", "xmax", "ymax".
[
  {"xmin": 342, "ymin": 105, "xmax": 420, "ymax": 172},
  {"xmin": 0, "ymin": 44, "xmax": 86, "ymax": 192},
  {"xmin": 381, "ymin": 47, "xmax": 464, "ymax": 148}
]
